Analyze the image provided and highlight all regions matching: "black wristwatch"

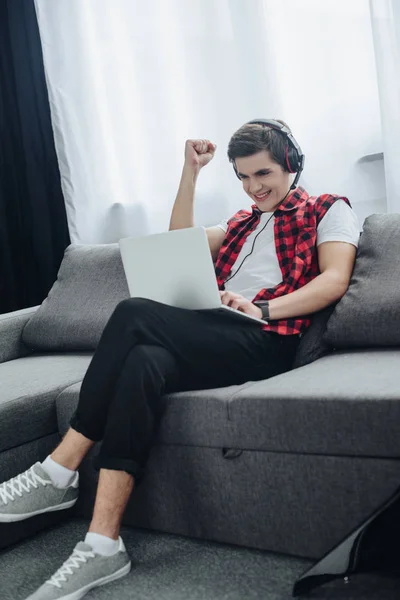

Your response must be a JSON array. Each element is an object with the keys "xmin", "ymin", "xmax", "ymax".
[{"xmin": 254, "ymin": 300, "xmax": 270, "ymax": 321}]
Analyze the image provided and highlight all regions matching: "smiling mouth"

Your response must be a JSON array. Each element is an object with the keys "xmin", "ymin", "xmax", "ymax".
[{"xmin": 254, "ymin": 190, "xmax": 272, "ymax": 200}]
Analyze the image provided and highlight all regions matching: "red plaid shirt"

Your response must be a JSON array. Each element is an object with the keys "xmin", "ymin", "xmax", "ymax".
[{"xmin": 215, "ymin": 186, "xmax": 351, "ymax": 336}]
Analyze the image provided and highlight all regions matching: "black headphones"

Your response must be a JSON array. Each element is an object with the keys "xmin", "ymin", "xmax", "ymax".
[{"xmin": 232, "ymin": 118, "xmax": 305, "ymax": 190}]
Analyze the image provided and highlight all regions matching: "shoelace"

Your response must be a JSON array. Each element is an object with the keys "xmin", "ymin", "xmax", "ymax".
[
  {"xmin": 47, "ymin": 548, "xmax": 95, "ymax": 588},
  {"xmin": 0, "ymin": 466, "xmax": 49, "ymax": 505}
]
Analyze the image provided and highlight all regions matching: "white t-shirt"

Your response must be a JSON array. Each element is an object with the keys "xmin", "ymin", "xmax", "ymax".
[{"xmin": 217, "ymin": 199, "xmax": 360, "ymax": 301}]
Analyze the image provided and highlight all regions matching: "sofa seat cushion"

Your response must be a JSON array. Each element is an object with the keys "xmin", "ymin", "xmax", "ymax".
[
  {"xmin": 228, "ymin": 348, "xmax": 400, "ymax": 458},
  {"xmin": 0, "ymin": 353, "xmax": 92, "ymax": 452},
  {"xmin": 56, "ymin": 380, "xmax": 255, "ymax": 447}
]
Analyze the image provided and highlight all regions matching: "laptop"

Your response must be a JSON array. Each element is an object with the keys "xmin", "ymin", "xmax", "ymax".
[{"xmin": 119, "ymin": 226, "xmax": 266, "ymax": 326}]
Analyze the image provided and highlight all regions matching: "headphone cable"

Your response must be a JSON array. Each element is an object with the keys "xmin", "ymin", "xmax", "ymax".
[{"xmin": 223, "ymin": 186, "xmax": 293, "ymax": 285}]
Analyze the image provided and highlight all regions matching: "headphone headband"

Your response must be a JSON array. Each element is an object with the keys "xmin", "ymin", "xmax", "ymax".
[{"xmin": 241, "ymin": 118, "xmax": 305, "ymax": 189}]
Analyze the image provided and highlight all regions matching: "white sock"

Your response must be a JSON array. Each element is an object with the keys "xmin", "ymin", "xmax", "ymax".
[
  {"xmin": 41, "ymin": 455, "xmax": 76, "ymax": 489},
  {"xmin": 85, "ymin": 532, "xmax": 120, "ymax": 556}
]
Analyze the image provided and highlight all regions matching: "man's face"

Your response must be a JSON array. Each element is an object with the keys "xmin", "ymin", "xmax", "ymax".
[{"xmin": 234, "ymin": 150, "xmax": 292, "ymax": 212}]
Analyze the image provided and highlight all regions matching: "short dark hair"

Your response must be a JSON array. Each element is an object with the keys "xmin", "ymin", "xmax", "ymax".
[{"xmin": 227, "ymin": 119, "xmax": 292, "ymax": 172}]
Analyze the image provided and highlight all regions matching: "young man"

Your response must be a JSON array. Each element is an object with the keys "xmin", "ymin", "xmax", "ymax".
[{"xmin": 0, "ymin": 120, "xmax": 359, "ymax": 600}]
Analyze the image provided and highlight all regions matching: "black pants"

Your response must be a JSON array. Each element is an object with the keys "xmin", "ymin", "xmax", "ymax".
[{"xmin": 70, "ymin": 298, "xmax": 300, "ymax": 484}]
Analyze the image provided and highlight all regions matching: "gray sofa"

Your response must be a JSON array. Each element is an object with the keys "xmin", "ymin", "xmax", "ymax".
[{"xmin": 1, "ymin": 214, "xmax": 400, "ymax": 560}]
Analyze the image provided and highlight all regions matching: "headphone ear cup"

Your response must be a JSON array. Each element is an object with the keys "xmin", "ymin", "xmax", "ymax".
[{"xmin": 287, "ymin": 145, "xmax": 300, "ymax": 173}]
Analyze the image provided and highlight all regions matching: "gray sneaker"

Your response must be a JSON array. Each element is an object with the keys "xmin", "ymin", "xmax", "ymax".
[
  {"xmin": 0, "ymin": 462, "xmax": 78, "ymax": 522},
  {"xmin": 25, "ymin": 538, "xmax": 131, "ymax": 600}
]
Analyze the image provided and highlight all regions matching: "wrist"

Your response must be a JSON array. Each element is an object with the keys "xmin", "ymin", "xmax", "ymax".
[
  {"xmin": 182, "ymin": 162, "xmax": 200, "ymax": 181},
  {"xmin": 254, "ymin": 300, "xmax": 270, "ymax": 321}
]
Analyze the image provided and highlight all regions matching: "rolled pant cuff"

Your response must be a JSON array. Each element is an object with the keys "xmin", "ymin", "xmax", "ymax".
[
  {"xmin": 93, "ymin": 455, "xmax": 145, "ymax": 485},
  {"xmin": 70, "ymin": 412, "xmax": 102, "ymax": 442}
]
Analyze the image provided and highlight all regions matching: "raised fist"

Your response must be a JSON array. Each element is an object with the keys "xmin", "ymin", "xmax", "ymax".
[{"xmin": 184, "ymin": 139, "xmax": 217, "ymax": 171}]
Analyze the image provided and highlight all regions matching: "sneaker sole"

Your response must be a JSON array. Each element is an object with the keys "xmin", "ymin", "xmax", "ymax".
[
  {"xmin": 0, "ymin": 497, "xmax": 78, "ymax": 523},
  {"xmin": 51, "ymin": 560, "xmax": 132, "ymax": 600}
]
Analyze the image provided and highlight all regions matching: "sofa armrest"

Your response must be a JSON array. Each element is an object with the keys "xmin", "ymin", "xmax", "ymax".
[{"xmin": 0, "ymin": 306, "xmax": 40, "ymax": 363}]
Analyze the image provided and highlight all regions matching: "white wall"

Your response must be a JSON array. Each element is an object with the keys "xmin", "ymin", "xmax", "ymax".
[
  {"xmin": 36, "ymin": 0, "xmax": 384, "ymax": 242},
  {"xmin": 192, "ymin": 0, "xmax": 384, "ymax": 231}
]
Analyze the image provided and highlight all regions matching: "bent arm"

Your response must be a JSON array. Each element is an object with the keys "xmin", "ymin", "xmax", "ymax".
[
  {"xmin": 265, "ymin": 241, "xmax": 357, "ymax": 321},
  {"xmin": 169, "ymin": 165, "xmax": 198, "ymax": 231},
  {"xmin": 169, "ymin": 158, "xmax": 225, "ymax": 260}
]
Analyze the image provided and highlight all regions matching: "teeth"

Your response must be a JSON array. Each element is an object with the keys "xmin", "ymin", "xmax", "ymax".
[{"xmin": 256, "ymin": 190, "xmax": 271, "ymax": 198}]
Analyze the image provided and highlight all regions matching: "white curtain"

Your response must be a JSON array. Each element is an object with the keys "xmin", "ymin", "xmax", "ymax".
[
  {"xmin": 35, "ymin": 0, "xmax": 382, "ymax": 244},
  {"xmin": 370, "ymin": 0, "xmax": 400, "ymax": 213}
]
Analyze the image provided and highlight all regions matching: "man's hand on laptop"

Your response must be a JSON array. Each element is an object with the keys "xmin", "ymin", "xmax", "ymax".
[{"xmin": 220, "ymin": 291, "xmax": 263, "ymax": 319}]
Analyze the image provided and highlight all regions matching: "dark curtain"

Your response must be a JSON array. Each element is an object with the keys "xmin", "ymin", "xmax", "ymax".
[{"xmin": 0, "ymin": 0, "xmax": 70, "ymax": 314}]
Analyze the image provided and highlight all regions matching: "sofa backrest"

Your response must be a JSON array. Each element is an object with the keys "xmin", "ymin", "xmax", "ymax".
[
  {"xmin": 22, "ymin": 244, "xmax": 129, "ymax": 351},
  {"xmin": 23, "ymin": 213, "xmax": 397, "ymax": 360},
  {"xmin": 324, "ymin": 213, "xmax": 400, "ymax": 349}
]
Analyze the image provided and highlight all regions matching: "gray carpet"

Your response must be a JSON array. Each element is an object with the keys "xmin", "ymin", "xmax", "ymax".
[{"xmin": 0, "ymin": 518, "xmax": 399, "ymax": 600}]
